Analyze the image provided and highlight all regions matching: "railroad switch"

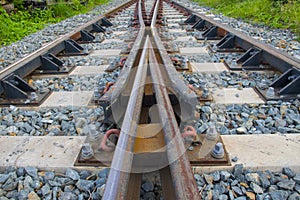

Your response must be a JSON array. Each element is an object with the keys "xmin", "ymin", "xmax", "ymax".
[{"xmin": 75, "ymin": 125, "xmax": 230, "ymax": 167}]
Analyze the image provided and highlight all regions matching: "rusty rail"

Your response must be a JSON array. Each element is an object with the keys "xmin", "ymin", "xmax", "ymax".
[
  {"xmin": 148, "ymin": 40, "xmax": 201, "ymax": 199},
  {"xmin": 147, "ymin": 1, "xmax": 200, "ymax": 198},
  {"xmin": 103, "ymin": 0, "xmax": 200, "ymax": 199},
  {"xmin": 109, "ymin": 0, "xmax": 146, "ymax": 101},
  {"xmin": 102, "ymin": 34, "xmax": 149, "ymax": 199},
  {"xmin": 98, "ymin": 0, "xmax": 147, "ymax": 124},
  {"xmin": 151, "ymin": 0, "xmax": 198, "ymax": 123}
]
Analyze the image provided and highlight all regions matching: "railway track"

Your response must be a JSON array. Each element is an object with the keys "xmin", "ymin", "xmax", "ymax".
[{"xmin": 0, "ymin": 0, "xmax": 299, "ymax": 199}]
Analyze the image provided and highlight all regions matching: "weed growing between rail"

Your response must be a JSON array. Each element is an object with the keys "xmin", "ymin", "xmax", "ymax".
[
  {"xmin": 193, "ymin": 0, "xmax": 300, "ymax": 41},
  {"xmin": 0, "ymin": 0, "xmax": 110, "ymax": 47}
]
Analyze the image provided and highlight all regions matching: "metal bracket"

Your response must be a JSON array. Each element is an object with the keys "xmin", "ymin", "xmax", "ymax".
[
  {"xmin": 0, "ymin": 74, "xmax": 51, "ymax": 105},
  {"xmin": 271, "ymin": 68, "xmax": 300, "ymax": 96},
  {"xmin": 183, "ymin": 14, "xmax": 198, "ymax": 24},
  {"xmin": 92, "ymin": 23, "xmax": 106, "ymax": 33},
  {"xmin": 63, "ymin": 39, "xmax": 87, "ymax": 56},
  {"xmin": 1, "ymin": 74, "xmax": 34, "ymax": 99},
  {"xmin": 237, "ymin": 47, "xmax": 262, "ymax": 67},
  {"xmin": 208, "ymin": 34, "xmax": 245, "ymax": 53},
  {"xmin": 99, "ymin": 100, "xmax": 114, "ymax": 124},
  {"xmin": 217, "ymin": 34, "xmax": 235, "ymax": 49},
  {"xmin": 80, "ymin": 30, "xmax": 95, "ymax": 42},
  {"xmin": 74, "ymin": 133, "xmax": 230, "ymax": 167},
  {"xmin": 101, "ymin": 17, "xmax": 113, "ymax": 27},
  {"xmin": 226, "ymin": 47, "xmax": 271, "ymax": 70},
  {"xmin": 201, "ymin": 26, "xmax": 219, "ymax": 40},
  {"xmin": 40, "ymin": 53, "xmax": 64, "ymax": 71},
  {"xmin": 192, "ymin": 19, "xmax": 206, "ymax": 30},
  {"xmin": 256, "ymin": 67, "xmax": 300, "ymax": 100},
  {"xmin": 37, "ymin": 53, "xmax": 74, "ymax": 74}
]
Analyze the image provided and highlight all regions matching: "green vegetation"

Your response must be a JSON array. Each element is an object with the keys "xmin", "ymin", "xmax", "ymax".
[
  {"xmin": 193, "ymin": 0, "xmax": 300, "ymax": 41},
  {"xmin": 0, "ymin": 0, "xmax": 110, "ymax": 47}
]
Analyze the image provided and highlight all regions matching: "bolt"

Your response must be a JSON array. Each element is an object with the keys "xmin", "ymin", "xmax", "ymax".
[
  {"xmin": 95, "ymin": 35, "xmax": 101, "ymax": 42},
  {"xmin": 266, "ymin": 87, "xmax": 275, "ymax": 98},
  {"xmin": 81, "ymin": 143, "xmax": 94, "ymax": 160},
  {"xmin": 231, "ymin": 59, "xmax": 237, "ymax": 66},
  {"xmin": 30, "ymin": 92, "xmax": 38, "ymax": 101},
  {"xmin": 211, "ymin": 142, "xmax": 224, "ymax": 159},
  {"xmin": 288, "ymin": 75, "xmax": 297, "ymax": 81},
  {"xmin": 206, "ymin": 124, "xmax": 218, "ymax": 141},
  {"xmin": 87, "ymin": 124, "xmax": 99, "ymax": 141},
  {"xmin": 39, "ymin": 86, "xmax": 47, "ymax": 94}
]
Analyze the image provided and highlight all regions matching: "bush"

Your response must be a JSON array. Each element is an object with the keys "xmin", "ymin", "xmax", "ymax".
[
  {"xmin": 0, "ymin": 0, "xmax": 109, "ymax": 46},
  {"xmin": 194, "ymin": 0, "xmax": 300, "ymax": 41}
]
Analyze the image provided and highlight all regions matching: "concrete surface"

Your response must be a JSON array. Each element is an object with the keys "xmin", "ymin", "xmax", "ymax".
[
  {"xmin": 179, "ymin": 47, "xmax": 209, "ymax": 55},
  {"xmin": 212, "ymin": 88, "xmax": 264, "ymax": 104},
  {"xmin": 89, "ymin": 49, "xmax": 122, "ymax": 57},
  {"xmin": 174, "ymin": 36, "xmax": 196, "ymax": 42},
  {"xmin": 164, "ymin": 12, "xmax": 181, "ymax": 15},
  {"xmin": 40, "ymin": 91, "xmax": 94, "ymax": 107},
  {"xmin": 168, "ymin": 29, "xmax": 186, "ymax": 33},
  {"xmin": 191, "ymin": 62, "xmax": 228, "ymax": 73},
  {"xmin": 193, "ymin": 134, "xmax": 300, "ymax": 173},
  {"xmin": 167, "ymin": 19, "xmax": 184, "ymax": 23},
  {"xmin": 165, "ymin": 14, "xmax": 184, "ymax": 19},
  {"xmin": 0, "ymin": 134, "xmax": 299, "ymax": 174},
  {"xmin": 70, "ymin": 65, "xmax": 108, "ymax": 76},
  {"xmin": 0, "ymin": 136, "xmax": 85, "ymax": 169},
  {"xmin": 113, "ymin": 31, "xmax": 127, "ymax": 36},
  {"xmin": 102, "ymin": 38, "xmax": 123, "ymax": 44},
  {"xmin": 167, "ymin": 23, "xmax": 181, "ymax": 27}
]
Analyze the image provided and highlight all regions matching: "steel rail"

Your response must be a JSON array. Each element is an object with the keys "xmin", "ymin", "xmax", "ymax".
[
  {"xmin": 148, "ymin": 40, "xmax": 200, "ymax": 199},
  {"xmin": 109, "ymin": 0, "xmax": 146, "ymax": 101},
  {"xmin": 102, "ymin": 35, "xmax": 149, "ymax": 200},
  {"xmin": 99, "ymin": 0, "xmax": 146, "ymax": 125},
  {"xmin": 168, "ymin": 0, "xmax": 300, "ymax": 72},
  {"xmin": 0, "ymin": 0, "xmax": 135, "ymax": 82},
  {"xmin": 147, "ymin": 1, "xmax": 200, "ymax": 198},
  {"xmin": 104, "ymin": 1, "xmax": 200, "ymax": 199},
  {"xmin": 151, "ymin": 0, "xmax": 198, "ymax": 123}
]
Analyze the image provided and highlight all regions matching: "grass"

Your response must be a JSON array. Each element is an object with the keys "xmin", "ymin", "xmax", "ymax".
[
  {"xmin": 0, "ymin": 0, "xmax": 110, "ymax": 47},
  {"xmin": 193, "ymin": 0, "xmax": 300, "ymax": 41}
]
